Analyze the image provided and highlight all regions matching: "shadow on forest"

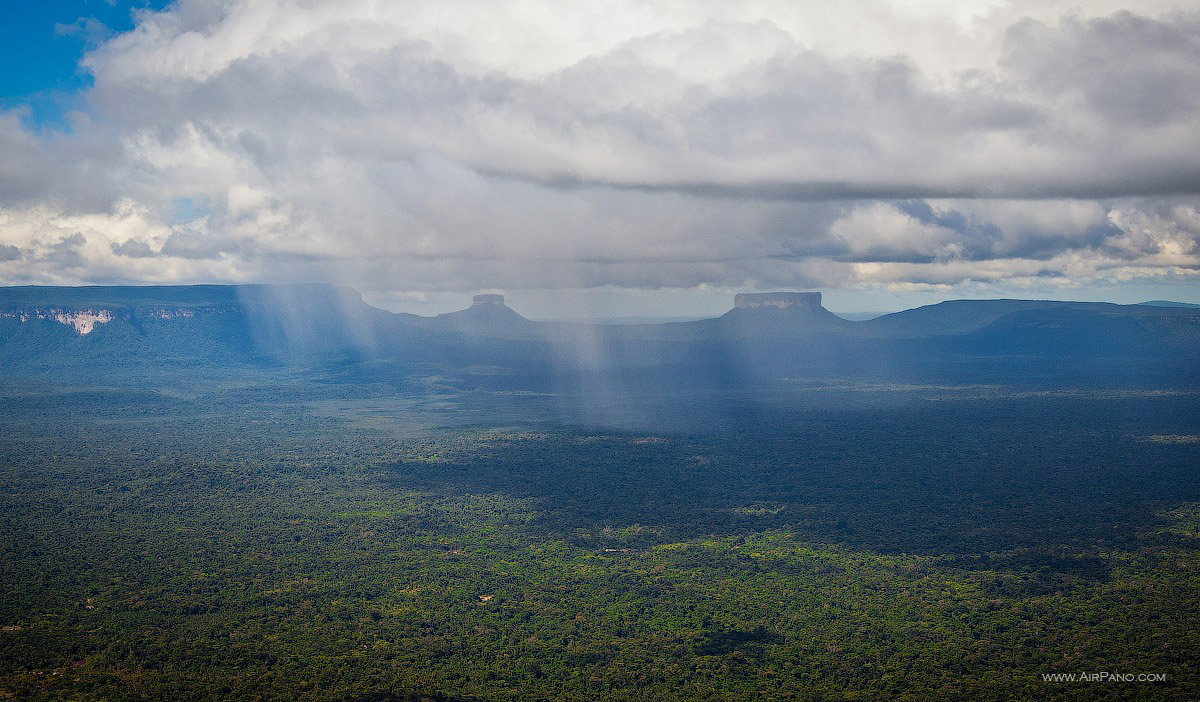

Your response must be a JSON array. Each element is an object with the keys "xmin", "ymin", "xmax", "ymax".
[{"xmin": 382, "ymin": 390, "xmax": 1200, "ymax": 572}]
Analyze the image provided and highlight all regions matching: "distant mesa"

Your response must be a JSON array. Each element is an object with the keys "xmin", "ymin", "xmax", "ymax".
[
  {"xmin": 431, "ymin": 292, "xmax": 532, "ymax": 338},
  {"xmin": 734, "ymin": 292, "xmax": 822, "ymax": 311}
]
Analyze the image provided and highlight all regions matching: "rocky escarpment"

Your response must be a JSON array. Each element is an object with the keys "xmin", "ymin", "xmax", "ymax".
[
  {"xmin": 0, "ymin": 304, "xmax": 236, "ymax": 335},
  {"xmin": 1, "ymin": 308, "xmax": 118, "ymax": 335},
  {"xmin": 714, "ymin": 291, "xmax": 852, "ymax": 338},
  {"xmin": 734, "ymin": 292, "xmax": 823, "ymax": 311}
]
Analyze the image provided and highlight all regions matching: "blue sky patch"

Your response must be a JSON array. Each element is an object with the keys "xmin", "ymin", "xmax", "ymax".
[{"xmin": 0, "ymin": 0, "xmax": 169, "ymax": 130}]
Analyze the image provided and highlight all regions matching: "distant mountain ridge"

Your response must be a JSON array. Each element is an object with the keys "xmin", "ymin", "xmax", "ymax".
[
  {"xmin": 1141, "ymin": 300, "xmax": 1200, "ymax": 308},
  {"xmin": 2, "ymin": 285, "xmax": 1197, "ymax": 387}
]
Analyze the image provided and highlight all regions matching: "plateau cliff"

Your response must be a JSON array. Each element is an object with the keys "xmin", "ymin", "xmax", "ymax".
[{"xmin": 733, "ymin": 292, "xmax": 823, "ymax": 311}]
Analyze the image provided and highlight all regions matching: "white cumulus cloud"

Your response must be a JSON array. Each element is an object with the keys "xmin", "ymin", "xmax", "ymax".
[{"xmin": 0, "ymin": 0, "xmax": 1198, "ymax": 311}]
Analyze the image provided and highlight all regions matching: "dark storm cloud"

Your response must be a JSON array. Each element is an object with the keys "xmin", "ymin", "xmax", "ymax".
[
  {"xmin": 111, "ymin": 239, "xmax": 156, "ymax": 257},
  {"xmin": 44, "ymin": 232, "xmax": 87, "ymax": 269},
  {"xmin": 79, "ymin": 8, "xmax": 1200, "ymax": 202},
  {"xmin": 1003, "ymin": 10, "xmax": 1200, "ymax": 128}
]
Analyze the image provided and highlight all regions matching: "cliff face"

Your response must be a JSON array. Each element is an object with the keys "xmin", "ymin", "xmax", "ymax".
[
  {"xmin": 0, "ymin": 305, "xmax": 235, "ymax": 335},
  {"xmin": 0, "ymin": 308, "xmax": 116, "ymax": 335},
  {"xmin": 734, "ymin": 292, "xmax": 822, "ymax": 311},
  {"xmin": 0, "ymin": 285, "xmax": 399, "ymax": 371},
  {"xmin": 713, "ymin": 291, "xmax": 853, "ymax": 339}
]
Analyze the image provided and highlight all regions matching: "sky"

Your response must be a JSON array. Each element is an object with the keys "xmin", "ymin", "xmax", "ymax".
[
  {"xmin": 1, "ymin": 0, "xmax": 1199, "ymax": 317},
  {"xmin": 0, "ymin": 1, "xmax": 170, "ymax": 128}
]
